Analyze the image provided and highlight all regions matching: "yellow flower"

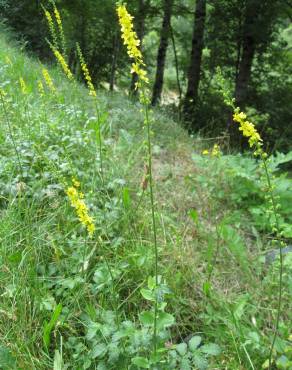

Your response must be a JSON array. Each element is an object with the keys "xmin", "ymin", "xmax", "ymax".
[
  {"xmin": 37, "ymin": 80, "xmax": 45, "ymax": 96},
  {"xmin": 52, "ymin": 47, "xmax": 73, "ymax": 80},
  {"xmin": 66, "ymin": 182, "xmax": 95, "ymax": 237},
  {"xmin": 117, "ymin": 4, "xmax": 148, "ymax": 88},
  {"xmin": 233, "ymin": 108, "xmax": 262, "ymax": 148},
  {"xmin": 53, "ymin": 6, "xmax": 62, "ymax": 28},
  {"xmin": 72, "ymin": 177, "xmax": 80, "ymax": 188},
  {"xmin": 211, "ymin": 144, "xmax": 221, "ymax": 157},
  {"xmin": 202, "ymin": 149, "xmax": 209, "ymax": 155},
  {"xmin": 42, "ymin": 68, "xmax": 56, "ymax": 92},
  {"xmin": 76, "ymin": 43, "xmax": 96, "ymax": 97},
  {"xmin": 19, "ymin": 77, "xmax": 27, "ymax": 94}
]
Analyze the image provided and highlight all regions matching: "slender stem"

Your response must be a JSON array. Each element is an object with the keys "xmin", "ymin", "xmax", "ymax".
[
  {"xmin": 0, "ymin": 92, "xmax": 23, "ymax": 178},
  {"xmin": 144, "ymin": 100, "xmax": 158, "ymax": 354},
  {"xmin": 263, "ymin": 159, "xmax": 283, "ymax": 370},
  {"xmin": 94, "ymin": 99, "xmax": 104, "ymax": 181}
]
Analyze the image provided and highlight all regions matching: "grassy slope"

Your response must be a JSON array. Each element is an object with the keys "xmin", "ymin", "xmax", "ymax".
[{"xmin": 0, "ymin": 32, "xmax": 291, "ymax": 369}]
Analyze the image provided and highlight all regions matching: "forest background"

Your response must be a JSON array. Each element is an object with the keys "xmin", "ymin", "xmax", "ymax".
[{"xmin": 1, "ymin": 0, "xmax": 291, "ymax": 152}]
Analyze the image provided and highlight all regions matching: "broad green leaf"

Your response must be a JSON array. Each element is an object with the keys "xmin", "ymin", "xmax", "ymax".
[
  {"xmin": 156, "ymin": 312, "xmax": 175, "ymax": 330},
  {"xmin": 131, "ymin": 357, "xmax": 150, "ymax": 368},
  {"xmin": 139, "ymin": 311, "xmax": 154, "ymax": 326},
  {"xmin": 91, "ymin": 343, "xmax": 107, "ymax": 359},
  {"xmin": 140, "ymin": 288, "xmax": 154, "ymax": 301},
  {"xmin": 200, "ymin": 343, "xmax": 221, "ymax": 356},
  {"xmin": 192, "ymin": 352, "xmax": 208, "ymax": 370},
  {"xmin": 188, "ymin": 336, "xmax": 202, "ymax": 351},
  {"xmin": 176, "ymin": 342, "xmax": 187, "ymax": 356}
]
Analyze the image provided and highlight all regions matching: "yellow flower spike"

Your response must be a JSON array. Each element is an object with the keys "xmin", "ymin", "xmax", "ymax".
[
  {"xmin": 42, "ymin": 68, "xmax": 56, "ymax": 93},
  {"xmin": 53, "ymin": 6, "xmax": 62, "ymax": 28},
  {"xmin": 19, "ymin": 77, "xmax": 27, "ymax": 94},
  {"xmin": 52, "ymin": 47, "xmax": 73, "ymax": 80},
  {"xmin": 66, "ymin": 181, "xmax": 95, "ymax": 238},
  {"xmin": 233, "ymin": 108, "xmax": 262, "ymax": 149},
  {"xmin": 211, "ymin": 144, "xmax": 221, "ymax": 157},
  {"xmin": 37, "ymin": 80, "xmax": 45, "ymax": 96},
  {"xmin": 117, "ymin": 4, "xmax": 148, "ymax": 89},
  {"xmin": 76, "ymin": 43, "xmax": 96, "ymax": 97}
]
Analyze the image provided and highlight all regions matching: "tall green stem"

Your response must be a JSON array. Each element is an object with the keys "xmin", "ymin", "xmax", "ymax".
[
  {"xmin": 262, "ymin": 159, "xmax": 283, "ymax": 370},
  {"xmin": 94, "ymin": 99, "xmax": 104, "ymax": 181},
  {"xmin": 144, "ymin": 100, "xmax": 158, "ymax": 354}
]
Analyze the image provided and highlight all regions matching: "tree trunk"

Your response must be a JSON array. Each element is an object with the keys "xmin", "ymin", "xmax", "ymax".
[
  {"xmin": 130, "ymin": 0, "xmax": 149, "ymax": 95},
  {"xmin": 151, "ymin": 0, "xmax": 173, "ymax": 106},
  {"xmin": 183, "ymin": 0, "xmax": 206, "ymax": 126},
  {"xmin": 235, "ymin": 2, "xmax": 258, "ymax": 108}
]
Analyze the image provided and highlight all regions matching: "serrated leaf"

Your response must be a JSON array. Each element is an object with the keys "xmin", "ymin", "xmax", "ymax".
[
  {"xmin": 176, "ymin": 342, "xmax": 187, "ymax": 356},
  {"xmin": 157, "ymin": 312, "xmax": 175, "ymax": 330},
  {"xmin": 188, "ymin": 336, "xmax": 202, "ymax": 351},
  {"xmin": 200, "ymin": 343, "xmax": 221, "ymax": 356},
  {"xmin": 192, "ymin": 352, "xmax": 208, "ymax": 370},
  {"xmin": 140, "ymin": 311, "xmax": 154, "ymax": 326},
  {"xmin": 141, "ymin": 288, "xmax": 154, "ymax": 301},
  {"xmin": 131, "ymin": 357, "xmax": 150, "ymax": 368},
  {"xmin": 91, "ymin": 343, "xmax": 107, "ymax": 359}
]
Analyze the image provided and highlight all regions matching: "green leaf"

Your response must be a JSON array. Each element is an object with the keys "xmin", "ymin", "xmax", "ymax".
[
  {"xmin": 43, "ymin": 303, "xmax": 62, "ymax": 349},
  {"xmin": 202, "ymin": 281, "xmax": 211, "ymax": 296},
  {"xmin": 139, "ymin": 311, "xmax": 154, "ymax": 326},
  {"xmin": 91, "ymin": 343, "xmax": 107, "ymax": 359},
  {"xmin": 156, "ymin": 312, "xmax": 175, "ymax": 330},
  {"xmin": 192, "ymin": 352, "xmax": 208, "ymax": 370},
  {"xmin": 147, "ymin": 276, "xmax": 156, "ymax": 290},
  {"xmin": 53, "ymin": 350, "xmax": 63, "ymax": 370},
  {"xmin": 188, "ymin": 336, "xmax": 202, "ymax": 351},
  {"xmin": 176, "ymin": 342, "xmax": 187, "ymax": 356},
  {"xmin": 131, "ymin": 357, "xmax": 150, "ymax": 368},
  {"xmin": 0, "ymin": 346, "xmax": 16, "ymax": 369},
  {"xmin": 140, "ymin": 288, "xmax": 154, "ymax": 301},
  {"xmin": 189, "ymin": 209, "xmax": 198, "ymax": 223},
  {"xmin": 200, "ymin": 343, "xmax": 221, "ymax": 356},
  {"xmin": 122, "ymin": 187, "xmax": 131, "ymax": 209}
]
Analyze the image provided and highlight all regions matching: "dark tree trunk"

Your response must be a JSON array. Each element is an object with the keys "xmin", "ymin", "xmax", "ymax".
[
  {"xmin": 130, "ymin": 0, "xmax": 149, "ymax": 95},
  {"xmin": 183, "ymin": 0, "xmax": 206, "ymax": 127},
  {"xmin": 151, "ymin": 0, "xmax": 174, "ymax": 106},
  {"xmin": 235, "ymin": 2, "xmax": 258, "ymax": 108}
]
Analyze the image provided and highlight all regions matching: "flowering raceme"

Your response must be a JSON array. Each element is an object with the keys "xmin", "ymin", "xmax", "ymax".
[
  {"xmin": 117, "ymin": 4, "xmax": 149, "ymax": 87},
  {"xmin": 42, "ymin": 68, "xmax": 56, "ymax": 93},
  {"xmin": 66, "ymin": 180, "xmax": 95, "ymax": 237},
  {"xmin": 233, "ymin": 108, "xmax": 262, "ymax": 149},
  {"xmin": 76, "ymin": 44, "xmax": 96, "ymax": 97},
  {"xmin": 19, "ymin": 77, "xmax": 27, "ymax": 94},
  {"xmin": 52, "ymin": 47, "xmax": 73, "ymax": 80}
]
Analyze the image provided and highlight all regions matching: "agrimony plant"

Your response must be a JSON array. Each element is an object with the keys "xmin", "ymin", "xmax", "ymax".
[
  {"xmin": 216, "ymin": 69, "xmax": 286, "ymax": 370},
  {"xmin": 117, "ymin": 2, "xmax": 161, "ymax": 359}
]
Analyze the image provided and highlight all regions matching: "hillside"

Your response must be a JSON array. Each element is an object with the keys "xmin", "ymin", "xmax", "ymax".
[{"xmin": 0, "ymin": 32, "xmax": 291, "ymax": 370}]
